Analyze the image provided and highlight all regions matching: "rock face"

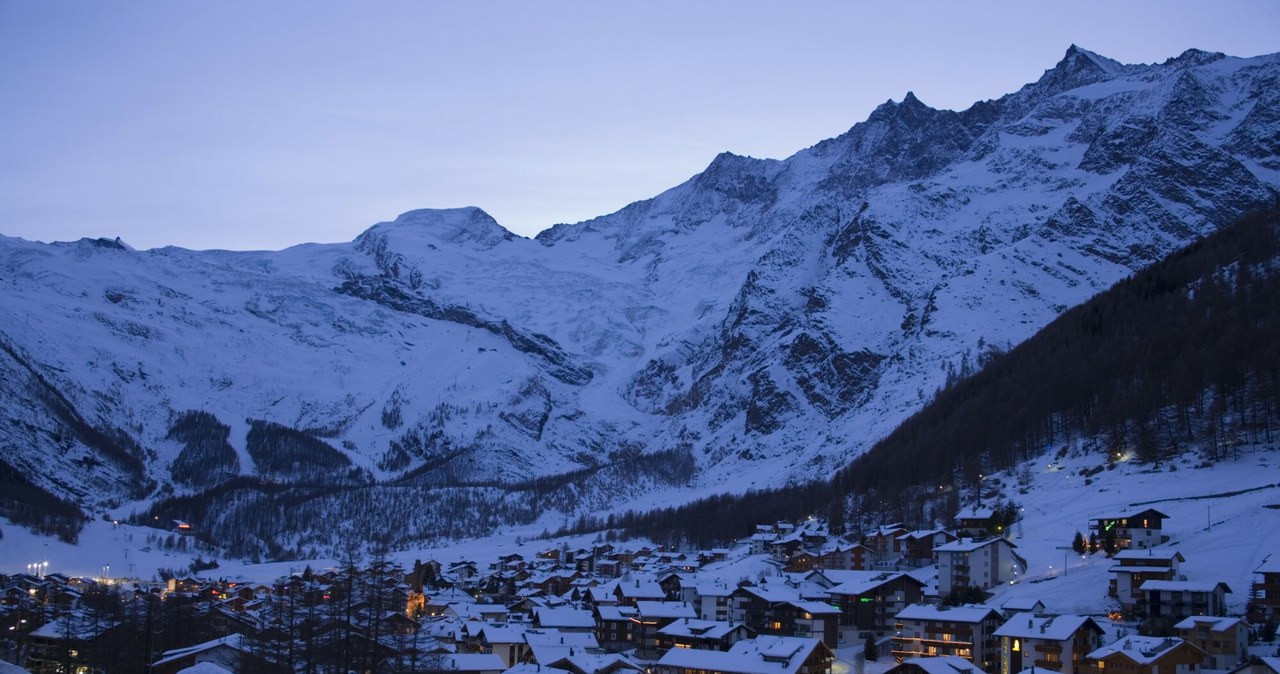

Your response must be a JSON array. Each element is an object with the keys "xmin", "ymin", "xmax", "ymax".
[{"xmin": 1, "ymin": 48, "xmax": 1277, "ymax": 556}]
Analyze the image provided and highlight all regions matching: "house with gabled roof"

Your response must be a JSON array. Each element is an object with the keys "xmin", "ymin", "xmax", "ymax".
[
  {"xmin": 685, "ymin": 579, "xmax": 737, "ymax": 622},
  {"xmin": 891, "ymin": 604, "xmax": 1004, "ymax": 671},
  {"xmin": 151, "ymin": 634, "xmax": 250, "ymax": 674},
  {"xmin": 1174, "ymin": 616, "xmax": 1248, "ymax": 670},
  {"xmin": 887, "ymin": 655, "xmax": 983, "ymax": 674},
  {"xmin": 615, "ymin": 577, "xmax": 667, "ymax": 606},
  {"xmin": 1138, "ymin": 581, "xmax": 1231, "ymax": 627},
  {"xmin": 659, "ymin": 618, "xmax": 753, "ymax": 651},
  {"xmin": 900, "ymin": 530, "xmax": 959, "ymax": 568},
  {"xmin": 1090, "ymin": 509, "xmax": 1170, "ymax": 551},
  {"xmin": 634, "ymin": 601, "xmax": 699, "ymax": 658},
  {"xmin": 934, "ymin": 538, "xmax": 1028, "ymax": 595},
  {"xmin": 824, "ymin": 571, "xmax": 926, "ymax": 638},
  {"xmin": 993, "ymin": 613, "xmax": 1105, "ymax": 674},
  {"xmin": 536, "ymin": 606, "xmax": 597, "ymax": 633},
  {"xmin": 1249, "ymin": 553, "xmax": 1280, "ymax": 624},
  {"xmin": 1084, "ymin": 635, "xmax": 1205, "ymax": 674},
  {"xmin": 954, "ymin": 507, "xmax": 1001, "ymax": 540},
  {"xmin": 594, "ymin": 604, "xmax": 639, "ymax": 651},
  {"xmin": 1110, "ymin": 550, "xmax": 1185, "ymax": 613},
  {"xmin": 545, "ymin": 652, "xmax": 645, "ymax": 674},
  {"xmin": 868, "ymin": 524, "xmax": 912, "ymax": 564},
  {"xmin": 654, "ymin": 635, "xmax": 833, "ymax": 674}
]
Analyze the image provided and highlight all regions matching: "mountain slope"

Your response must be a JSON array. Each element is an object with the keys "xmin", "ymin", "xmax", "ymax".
[{"xmin": 1, "ymin": 47, "xmax": 1277, "ymax": 557}]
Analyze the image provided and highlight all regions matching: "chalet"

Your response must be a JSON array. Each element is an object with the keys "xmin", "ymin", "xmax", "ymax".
[
  {"xmin": 815, "ymin": 542, "xmax": 872, "ymax": 571},
  {"xmin": 595, "ymin": 605, "xmax": 639, "ymax": 650},
  {"xmin": 1109, "ymin": 550, "xmax": 1185, "ymax": 614},
  {"xmin": 785, "ymin": 551, "xmax": 821, "ymax": 573},
  {"xmin": 824, "ymin": 571, "xmax": 927, "ymax": 638},
  {"xmin": 615, "ymin": 578, "xmax": 667, "ymax": 606},
  {"xmin": 900, "ymin": 530, "xmax": 959, "ymax": 567},
  {"xmin": 993, "ymin": 613, "xmax": 1105, "ymax": 674},
  {"xmin": 684, "ymin": 579, "xmax": 736, "ymax": 622},
  {"xmin": 1090, "ymin": 510, "xmax": 1169, "ymax": 551},
  {"xmin": 659, "ymin": 618, "xmax": 753, "ymax": 651},
  {"xmin": 891, "ymin": 604, "xmax": 1004, "ymax": 672},
  {"xmin": 151, "ymin": 634, "xmax": 249, "ymax": 674},
  {"xmin": 524, "ymin": 630, "xmax": 603, "ymax": 665},
  {"xmin": 23, "ymin": 614, "xmax": 121, "ymax": 674},
  {"xmin": 887, "ymin": 655, "xmax": 983, "ymax": 674},
  {"xmin": 1138, "ymin": 581, "xmax": 1232, "ymax": 626},
  {"xmin": 954, "ymin": 507, "xmax": 1001, "ymax": 540},
  {"xmin": 1250, "ymin": 554, "xmax": 1280, "ymax": 623},
  {"xmin": 998, "ymin": 598, "xmax": 1046, "ymax": 619},
  {"xmin": 544, "ymin": 653, "xmax": 645, "ymax": 674},
  {"xmin": 634, "ymin": 601, "xmax": 699, "ymax": 658},
  {"xmin": 867, "ymin": 524, "xmax": 912, "ymax": 564},
  {"xmin": 440, "ymin": 653, "xmax": 508, "ymax": 674},
  {"xmin": 1174, "ymin": 616, "xmax": 1249, "ymax": 670},
  {"xmin": 654, "ymin": 635, "xmax": 834, "ymax": 674},
  {"xmin": 729, "ymin": 584, "xmax": 841, "ymax": 648},
  {"xmin": 1084, "ymin": 635, "xmax": 1205, "ymax": 674},
  {"xmin": 770, "ymin": 535, "xmax": 809, "ymax": 564},
  {"xmin": 536, "ymin": 607, "xmax": 597, "ymax": 633},
  {"xmin": 477, "ymin": 624, "xmax": 528, "ymax": 667},
  {"xmin": 749, "ymin": 528, "xmax": 781, "ymax": 556},
  {"xmin": 934, "ymin": 538, "xmax": 1028, "ymax": 595},
  {"xmin": 1229, "ymin": 657, "xmax": 1280, "ymax": 674}
]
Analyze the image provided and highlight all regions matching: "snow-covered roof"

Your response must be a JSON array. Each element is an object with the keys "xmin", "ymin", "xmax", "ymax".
[
  {"xmin": 504, "ymin": 664, "xmax": 570, "ymax": 674},
  {"xmin": 1172, "ymin": 616, "xmax": 1245, "ymax": 631},
  {"xmin": 993, "ymin": 613, "xmax": 1101, "ymax": 640},
  {"xmin": 999, "ymin": 597, "xmax": 1045, "ymax": 612},
  {"xmin": 1138, "ymin": 580, "xmax": 1230, "ymax": 593},
  {"xmin": 596, "ymin": 605, "xmax": 638, "ymax": 621},
  {"xmin": 546, "ymin": 652, "xmax": 643, "ymax": 674},
  {"xmin": 826, "ymin": 571, "xmax": 919, "ymax": 596},
  {"xmin": 636, "ymin": 600, "xmax": 697, "ymax": 619},
  {"xmin": 657, "ymin": 636, "xmax": 821, "ymax": 674},
  {"xmin": 1255, "ymin": 555, "xmax": 1280, "ymax": 575},
  {"xmin": 1254, "ymin": 657, "xmax": 1280, "ymax": 674},
  {"xmin": 441, "ymin": 654, "xmax": 506, "ymax": 672},
  {"xmin": 935, "ymin": 537, "xmax": 1016, "ymax": 553},
  {"xmin": 616, "ymin": 579, "xmax": 665, "ymax": 599},
  {"xmin": 153, "ymin": 634, "xmax": 248, "ymax": 666},
  {"xmin": 1088, "ymin": 636, "xmax": 1201, "ymax": 664},
  {"xmin": 1113, "ymin": 549, "xmax": 1184, "ymax": 561},
  {"xmin": 956, "ymin": 507, "xmax": 997, "ymax": 520},
  {"xmin": 478, "ymin": 624, "xmax": 526, "ymax": 644},
  {"xmin": 525, "ymin": 630, "xmax": 600, "ymax": 649},
  {"xmin": 896, "ymin": 604, "xmax": 1001, "ymax": 624},
  {"xmin": 176, "ymin": 664, "xmax": 232, "ymax": 674},
  {"xmin": 536, "ymin": 606, "xmax": 595, "ymax": 628},
  {"xmin": 658, "ymin": 619, "xmax": 744, "ymax": 639},
  {"xmin": 895, "ymin": 655, "xmax": 981, "ymax": 674}
]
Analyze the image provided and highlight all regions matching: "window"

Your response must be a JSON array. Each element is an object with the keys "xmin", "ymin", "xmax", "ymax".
[{"xmin": 1012, "ymin": 639, "xmax": 1021, "ymax": 652}]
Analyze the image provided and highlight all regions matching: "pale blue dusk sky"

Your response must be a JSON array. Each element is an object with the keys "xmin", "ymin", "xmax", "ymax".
[{"xmin": 1, "ymin": 0, "xmax": 1277, "ymax": 250}]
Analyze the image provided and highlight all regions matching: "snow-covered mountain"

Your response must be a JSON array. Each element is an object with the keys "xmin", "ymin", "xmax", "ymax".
[{"xmin": 1, "ymin": 47, "xmax": 1277, "ymax": 558}]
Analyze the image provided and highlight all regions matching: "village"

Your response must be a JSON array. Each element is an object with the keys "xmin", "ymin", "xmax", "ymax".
[{"xmin": 2, "ymin": 504, "xmax": 1278, "ymax": 674}]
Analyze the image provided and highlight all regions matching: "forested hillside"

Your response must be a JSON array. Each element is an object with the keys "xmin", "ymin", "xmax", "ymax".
[{"xmin": 620, "ymin": 203, "xmax": 1280, "ymax": 546}]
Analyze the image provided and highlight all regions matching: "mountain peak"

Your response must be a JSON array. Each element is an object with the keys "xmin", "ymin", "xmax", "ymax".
[
  {"xmin": 1030, "ymin": 44, "xmax": 1126, "ymax": 98},
  {"xmin": 375, "ymin": 206, "xmax": 517, "ymax": 249},
  {"xmin": 1164, "ymin": 48, "xmax": 1227, "ymax": 68}
]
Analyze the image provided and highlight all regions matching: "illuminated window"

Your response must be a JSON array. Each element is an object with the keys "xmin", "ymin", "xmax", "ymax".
[{"xmin": 1012, "ymin": 639, "xmax": 1021, "ymax": 652}]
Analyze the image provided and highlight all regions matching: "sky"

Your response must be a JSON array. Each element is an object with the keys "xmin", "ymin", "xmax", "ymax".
[{"xmin": 1, "ymin": 0, "xmax": 1278, "ymax": 251}]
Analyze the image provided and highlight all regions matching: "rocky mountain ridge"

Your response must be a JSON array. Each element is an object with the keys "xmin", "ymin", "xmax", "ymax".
[{"xmin": 1, "ymin": 47, "xmax": 1277, "ymax": 557}]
